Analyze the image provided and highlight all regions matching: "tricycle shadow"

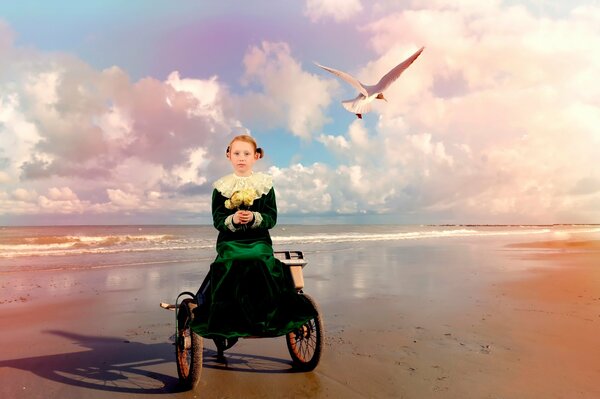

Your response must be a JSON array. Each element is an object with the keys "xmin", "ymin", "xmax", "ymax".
[
  {"xmin": 0, "ymin": 330, "xmax": 309, "ymax": 395},
  {"xmin": 0, "ymin": 330, "xmax": 179, "ymax": 394},
  {"xmin": 202, "ymin": 347, "xmax": 307, "ymax": 374}
]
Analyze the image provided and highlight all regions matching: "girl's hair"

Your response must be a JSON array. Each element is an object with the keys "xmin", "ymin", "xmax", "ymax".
[{"xmin": 226, "ymin": 135, "xmax": 264, "ymax": 158}]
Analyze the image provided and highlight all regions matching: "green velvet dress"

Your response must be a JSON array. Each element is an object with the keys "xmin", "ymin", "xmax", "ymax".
[{"xmin": 190, "ymin": 173, "xmax": 316, "ymax": 339}]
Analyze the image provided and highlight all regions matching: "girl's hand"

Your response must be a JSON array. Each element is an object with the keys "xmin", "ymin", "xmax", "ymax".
[{"xmin": 233, "ymin": 210, "xmax": 254, "ymax": 225}]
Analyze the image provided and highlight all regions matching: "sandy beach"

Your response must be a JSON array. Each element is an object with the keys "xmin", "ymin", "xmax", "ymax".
[{"xmin": 1, "ymin": 232, "xmax": 599, "ymax": 398}]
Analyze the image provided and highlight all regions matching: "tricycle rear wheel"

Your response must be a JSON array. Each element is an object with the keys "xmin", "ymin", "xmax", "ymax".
[
  {"xmin": 176, "ymin": 298, "xmax": 203, "ymax": 390},
  {"xmin": 286, "ymin": 293, "xmax": 323, "ymax": 371}
]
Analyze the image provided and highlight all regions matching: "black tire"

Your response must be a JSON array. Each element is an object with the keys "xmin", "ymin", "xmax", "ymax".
[
  {"xmin": 286, "ymin": 293, "xmax": 323, "ymax": 371},
  {"xmin": 175, "ymin": 298, "xmax": 203, "ymax": 390}
]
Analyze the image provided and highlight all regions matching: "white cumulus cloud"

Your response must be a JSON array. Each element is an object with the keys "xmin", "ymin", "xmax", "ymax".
[
  {"xmin": 296, "ymin": 1, "xmax": 600, "ymax": 223},
  {"xmin": 304, "ymin": 0, "xmax": 363, "ymax": 22},
  {"xmin": 237, "ymin": 41, "xmax": 336, "ymax": 139}
]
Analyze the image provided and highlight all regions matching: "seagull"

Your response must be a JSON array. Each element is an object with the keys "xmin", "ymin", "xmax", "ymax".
[{"xmin": 315, "ymin": 46, "xmax": 424, "ymax": 119}]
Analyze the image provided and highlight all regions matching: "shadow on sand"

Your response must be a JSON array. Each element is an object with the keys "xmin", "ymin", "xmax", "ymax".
[
  {"xmin": 0, "ymin": 330, "xmax": 180, "ymax": 394},
  {"xmin": 0, "ymin": 330, "xmax": 301, "ymax": 394},
  {"xmin": 203, "ymin": 345, "xmax": 299, "ymax": 374}
]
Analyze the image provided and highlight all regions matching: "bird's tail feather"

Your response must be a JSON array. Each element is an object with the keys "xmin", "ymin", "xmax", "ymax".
[{"xmin": 342, "ymin": 98, "xmax": 372, "ymax": 115}]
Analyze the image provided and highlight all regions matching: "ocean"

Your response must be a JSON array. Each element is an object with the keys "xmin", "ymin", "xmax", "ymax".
[{"xmin": 1, "ymin": 224, "xmax": 599, "ymax": 273}]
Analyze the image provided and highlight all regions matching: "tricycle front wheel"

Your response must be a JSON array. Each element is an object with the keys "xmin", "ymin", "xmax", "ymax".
[
  {"xmin": 176, "ymin": 298, "xmax": 203, "ymax": 390},
  {"xmin": 286, "ymin": 293, "xmax": 323, "ymax": 371}
]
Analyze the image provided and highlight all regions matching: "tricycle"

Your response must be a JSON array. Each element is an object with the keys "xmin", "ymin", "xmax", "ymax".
[{"xmin": 160, "ymin": 250, "xmax": 323, "ymax": 390}]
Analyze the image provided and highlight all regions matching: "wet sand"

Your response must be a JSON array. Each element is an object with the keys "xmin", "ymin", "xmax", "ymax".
[{"xmin": 1, "ymin": 235, "xmax": 599, "ymax": 398}]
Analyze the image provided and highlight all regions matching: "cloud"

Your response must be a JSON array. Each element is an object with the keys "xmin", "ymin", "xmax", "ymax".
[
  {"xmin": 37, "ymin": 187, "xmax": 88, "ymax": 214},
  {"xmin": 106, "ymin": 188, "xmax": 140, "ymax": 209},
  {"xmin": 166, "ymin": 71, "xmax": 225, "ymax": 121},
  {"xmin": 290, "ymin": 1, "xmax": 600, "ymax": 222},
  {"xmin": 47, "ymin": 187, "xmax": 78, "ymax": 201},
  {"xmin": 2, "ymin": 1, "xmax": 599, "ymax": 224},
  {"xmin": 236, "ymin": 41, "xmax": 336, "ymax": 139},
  {"xmin": 270, "ymin": 163, "xmax": 334, "ymax": 213},
  {"xmin": 0, "ymin": 19, "xmax": 14, "ymax": 52},
  {"xmin": 0, "ymin": 93, "xmax": 46, "ymax": 183},
  {"xmin": 12, "ymin": 188, "xmax": 37, "ymax": 202},
  {"xmin": 304, "ymin": 0, "xmax": 363, "ymax": 22},
  {"xmin": 0, "ymin": 171, "xmax": 10, "ymax": 184},
  {"xmin": 0, "ymin": 26, "xmax": 242, "ymax": 220}
]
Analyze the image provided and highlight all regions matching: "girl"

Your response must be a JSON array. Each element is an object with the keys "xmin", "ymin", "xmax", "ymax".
[{"xmin": 191, "ymin": 135, "xmax": 315, "ymax": 354}]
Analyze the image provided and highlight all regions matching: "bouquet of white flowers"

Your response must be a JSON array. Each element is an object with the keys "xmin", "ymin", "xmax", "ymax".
[{"xmin": 225, "ymin": 188, "xmax": 257, "ymax": 210}]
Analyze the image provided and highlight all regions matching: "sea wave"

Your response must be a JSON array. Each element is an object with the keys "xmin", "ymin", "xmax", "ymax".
[
  {"xmin": 272, "ymin": 226, "xmax": 600, "ymax": 245},
  {"xmin": 2, "ymin": 226, "xmax": 599, "ymax": 259},
  {"xmin": 0, "ymin": 234, "xmax": 212, "ymax": 258},
  {"xmin": 271, "ymin": 228, "xmax": 551, "ymax": 244}
]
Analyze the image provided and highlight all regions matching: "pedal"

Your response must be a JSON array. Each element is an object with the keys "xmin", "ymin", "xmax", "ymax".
[{"xmin": 160, "ymin": 302, "xmax": 176, "ymax": 310}]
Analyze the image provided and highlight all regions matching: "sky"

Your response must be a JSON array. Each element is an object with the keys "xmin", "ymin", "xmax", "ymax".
[{"xmin": 0, "ymin": 0, "xmax": 599, "ymax": 225}]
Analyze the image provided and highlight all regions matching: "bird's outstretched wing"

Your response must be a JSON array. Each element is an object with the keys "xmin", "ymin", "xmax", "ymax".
[
  {"xmin": 373, "ymin": 47, "xmax": 424, "ymax": 93},
  {"xmin": 315, "ymin": 62, "xmax": 369, "ymax": 97}
]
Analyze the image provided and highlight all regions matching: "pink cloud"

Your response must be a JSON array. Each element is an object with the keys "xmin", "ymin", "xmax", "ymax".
[
  {"xmin": 236, "ymin": 41, "xmax": 336, "ymax": 139},
  {"xmin": 304, "ymin": 0, "xmax": 363, "ymax": 22}
]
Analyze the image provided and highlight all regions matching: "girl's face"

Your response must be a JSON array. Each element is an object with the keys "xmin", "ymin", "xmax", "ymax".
[{"xmin": 228, "ymin": 140, "xmax": 259, "ymax": 176}]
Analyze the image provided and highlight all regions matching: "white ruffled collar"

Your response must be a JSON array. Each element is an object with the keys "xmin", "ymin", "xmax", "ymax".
[{"xmin": 213, "ymin": 172, "xmax": 273, "ymax": 198}]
